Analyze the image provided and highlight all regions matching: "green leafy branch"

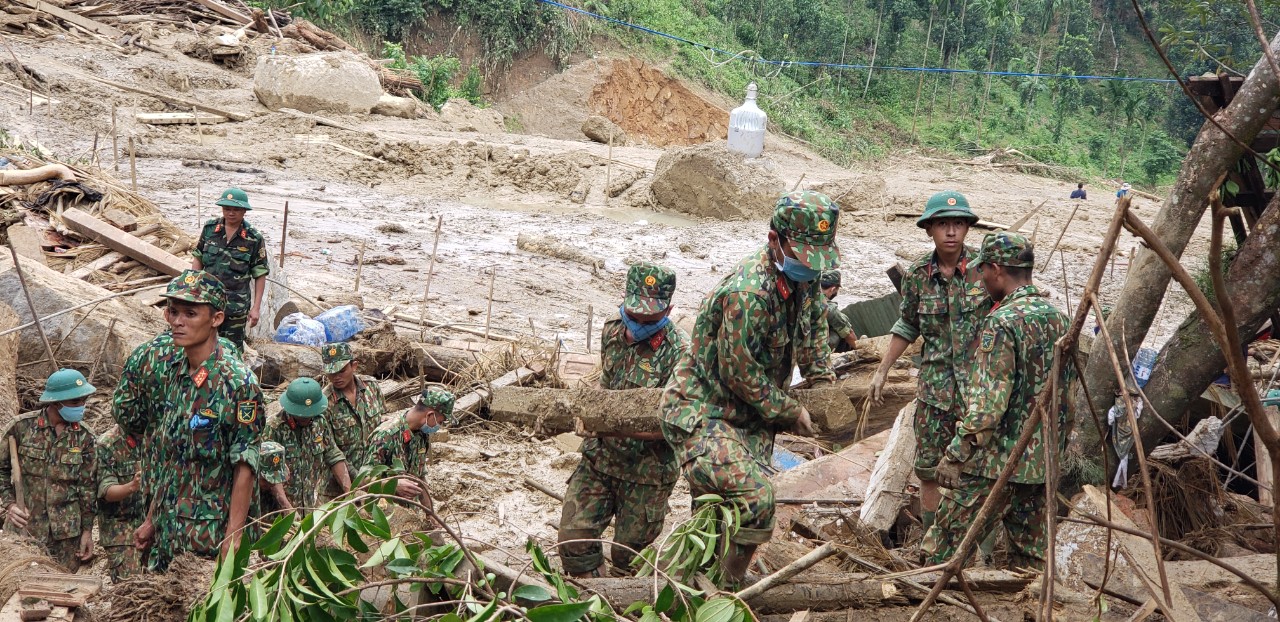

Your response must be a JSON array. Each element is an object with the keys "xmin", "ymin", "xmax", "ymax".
[{"xmin": 636, "ymin": 494, "xmax": 743, "ymax": 586}]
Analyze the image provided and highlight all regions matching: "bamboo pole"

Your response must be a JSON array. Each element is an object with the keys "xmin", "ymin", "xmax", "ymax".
[
  {"xmin": 1039, "ymin": 201, "xmax": 1080, "ymax": 271},
  {"xmin": 585, "ymin": 304, "xmax": 593, "ymax": 353},
  {"xmin": 196, "ymin": 182, "xmax": 202, "ymax": 228},
  {"xmin": 111, "ymin": 104, "xmax": 118, "ymax": 173},
  {"xmin": 7, "ymin": 242, "xmax": 58, "ymax": 370},
  {"xmin": 419, "ymin": 216, "xmax": 443, "ymax": 342},
  {"xmin": 353, "ymin": 240, "xmax": 366, "ymax": 293},
  {"xmin": 734, "ymin": 543, "xmax": 838, "ymax": 602},
  {"xmin": 278, "ymin": 200, "xmax": 289, "ymax": 268},
  {"xmin": 128, "ymin": 136, "xmax": 137, "ymax": 191},
  {"xmin": 483, "ymin": 267, "xmax": 496, "ymax": 342}
]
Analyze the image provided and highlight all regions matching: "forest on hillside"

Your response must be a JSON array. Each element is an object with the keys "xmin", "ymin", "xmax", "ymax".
[{"xmin": 264, "ymin": 0, "xmax": 1280, "ymax": 188}]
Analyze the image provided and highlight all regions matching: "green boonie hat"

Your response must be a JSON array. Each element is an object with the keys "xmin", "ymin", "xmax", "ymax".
[
  {"xmin": 259, "ymin": 441, "xmax": 288, "ymax": 484},
  {"xmin": 770, "ymin": 190, "xmax": 840, "ymax": 271},
  {"xmin": 917, "ymin": 190, "xmax": 979, "ymax": 228},
  {"xmin": 418, "ymin": 387, "xmax": 456, "ymax": 420},
  {"xmin": 977, "ymin": 232, "xmax": 1035, "ymax": 268},
  {"xmin": 322, "ymin": 342, "xmax": 355, "ymax": 374},
  {"xmin": 214, "ymin": 187, "xmax": 252, "ymax": 210},
  {"xmin": 39, "ymin": 368, "xmax": 96, "ymax": 403},
  {"xmin": 623, "ymin": 262, "xmax": 676, "ymax": 315},
  {"xmin": 161, "ymin": 269, "xmax": 227, "ymax": 312},
  {"xmin": 279, "ymin": 377, "xmax": 327, "ymax": 418},
  {"xmin": 819, "ymin": 270, "xmax": 841, "ymax": 288}
]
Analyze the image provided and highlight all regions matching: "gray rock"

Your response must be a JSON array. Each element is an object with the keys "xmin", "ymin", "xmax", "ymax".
[{"xmin": 254, "ymin": 52, "xmax": 381, "ymax": 114}]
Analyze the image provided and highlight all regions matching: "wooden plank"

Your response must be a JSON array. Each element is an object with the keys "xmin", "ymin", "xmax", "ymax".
[
  {"xmin": 61, "ymin": 208, "xmax": 187, "ymax": 276},
  {"xmin": 278, "ymin": 108, "xmax": 367, "ymax": 133},
  {"xmin": 0, "ymin": 81, "xmax": 59, "ymax": 106},
  {"xmin": 6, "ymin": 225, "xmax": 47, "ymax": 267},
  {"xmin": 1258, "ymin": 404, "xmax": 1280, "ymax": 506},
  {"xmin": 189, "ymin": 0, "xmax": 250, "ymax": 25},
  {"xmin": 857, "ymin": 403, "xmax": 917, "ymax": 531},
  {"xmin": 135, "ymin": 112, "xmax": 228, "ymax": 125},
  {"xmin": 10, "ymin": 0, "xmax": 123, "ymax": 38},
  {"xmin": 68, "ymin": 251, "xmax": 123, "ymax": 279},
  {"xmin": 100, "ymin": 208, "xmax": 137, "ymax": 232}
]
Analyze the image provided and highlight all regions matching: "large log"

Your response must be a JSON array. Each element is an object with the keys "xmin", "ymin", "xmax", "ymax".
[
  {"xmin": 61, "ymin": 208, "xmax": 187, "ymax": 276},
  {"xmin": 488, "ymin": 373, "xmax": 915, "ymax": 437},
  {"xmin": 1072, "ymin": 28, "xmax": 1280, "ymax": 463},
  {"xmin": 858, "ymin": 403, "xmax": 917, "ymax": 531},
  {"xmin": 574, "ymin": 575, "xmax": 905, "ymax": 613}
]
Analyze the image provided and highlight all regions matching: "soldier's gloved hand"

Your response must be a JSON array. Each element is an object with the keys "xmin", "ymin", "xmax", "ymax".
[
  {"xmin": 573, "ymin": 417, "xmax": 597, "ymax": 439},
  {"xmin": 5, "ymin": 504, "xmax": 29, "ymax": 529},
  {"xmin": 794, "ymin": 408, "xmax": 815, "ymax": 436},
  {"xmin": 870, "ymin": 368, "xmax": 888, "ymax": 406},
  {"xmin": 935, "ymin": 457, "xmax": 964, "ymax": 490},
  {"xmin": 77, "ymin": 530, "xmax": 95, "ymax": 561}
]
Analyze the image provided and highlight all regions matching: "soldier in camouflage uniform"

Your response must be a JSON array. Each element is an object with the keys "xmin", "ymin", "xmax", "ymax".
[
  {"xmin": 97, "ymin": 423, "xmax": 145, "ymax": 580},
  {"xmin": 321, "ymin": 343, "xmax": 386, "ymax": 498},
  {"xmin": 113, "ymin": 270, "xmax": 265, "ymax": 571},
  {"xmin": 557, "ymin": 263, "xmax": 690, "ymax": 577},
  {"xmin": 191, "ymin": 187, "xmax": 270, "ymax": 352},
  {"xmin": 257, "ymin": 441, "xmax": 291, "ymax": 514},
  {"xmin": 661, "ymin": 191, "xmax": 839, "ymax": 584},
  {"xmin": 262, "ymin": 377, "xmax": 350, "ymax": 510},
  {"xmin": 922, "ymin": 233, "xmax": 1072, "ymax": 570},
  {"xmin": 870, "ymin": 190, "xmax": 991, "ymax": 530},
  {"xmin": 819, "ymin": 270, "xmax": 858, "ymax": 353},
  {"xmin": 0, "ymin": 369, "xmax": 97, "ymax": 570},
  {"xmin": 364, "ymin": 388, "xmax": 454, "ymax": 512}
]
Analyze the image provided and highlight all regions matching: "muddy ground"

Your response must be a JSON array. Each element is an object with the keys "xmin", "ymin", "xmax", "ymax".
[{"xmin": 0, "ymin": 21, "xmax": 1214, "ymax": 617}]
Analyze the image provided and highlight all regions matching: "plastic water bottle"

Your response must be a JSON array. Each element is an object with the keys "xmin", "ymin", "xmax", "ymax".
[
  {"xmin": 315, "ymin": 305, "xmax": 363, "ymax": 342},
  {"xmin": 1133, "ymin": 347, "xmax": 1157, "ymax": 388},
  {"xmin": 727, "ymin": 83, "xmax": 767, "ymax": 158},
  {"xmin": 273, "ymin": 313, "xmax": 327, "ymax": 346}
]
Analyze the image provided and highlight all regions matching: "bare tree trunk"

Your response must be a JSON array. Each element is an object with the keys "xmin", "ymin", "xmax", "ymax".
[
  {"xmin": 1134, "ymin": 195, "xmax": 1280, "ymax": 456},
  {"xmin": 910, "ymin": 5, "xmax": 937, "ymax": 141},
  {"xmin": 948, "ymin": 0, "xmax": 969, "ymax": 113},
  {"xmin": 864, "ymin": 0, "xmax": 885, "ymax": 99},
  {"xmin": 975, "ymin": 27, "xmax": 999, "ymax": 144},
  {"xmin": 927, "ymin": 0, "xmax": 954, "ymax": 127},
  {"xmin": 1068, "ymin": 30, "xmax": 1280, "ymax": 468}
]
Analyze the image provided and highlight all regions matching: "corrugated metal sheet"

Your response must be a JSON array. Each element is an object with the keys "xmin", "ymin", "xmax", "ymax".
[{"xmin": 841, "ymin": 292, "xmax": 903, "ymax": 340}]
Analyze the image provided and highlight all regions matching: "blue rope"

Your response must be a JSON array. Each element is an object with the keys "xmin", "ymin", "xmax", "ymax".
[{"xmin": 536, "ymin": 0, "xmax": 1179, "ymax": 84}]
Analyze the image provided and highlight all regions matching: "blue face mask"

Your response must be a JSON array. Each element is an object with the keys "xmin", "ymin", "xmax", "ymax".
[
  {"xmin": 59, "ymin": 405, "xmax": 86, "ymax": 423},
  {"xmin": 420, "ymin": 424, "xmax": 441, "ymax": 436},
  {"xmin": 776, "ymin": 256, "xmax": 821, "ymax": 283},
  {"xmin": 619, "ymin": 306, "xmax": 669, "ymax": 342}
]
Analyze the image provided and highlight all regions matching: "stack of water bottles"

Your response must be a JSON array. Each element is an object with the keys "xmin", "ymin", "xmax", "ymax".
[{"xmin": 274, "ymin": 305, "xmax": 364, "ymax": 345}]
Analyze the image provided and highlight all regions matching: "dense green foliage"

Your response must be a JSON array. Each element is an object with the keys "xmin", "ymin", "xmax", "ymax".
[{"xmin": 274, "ymin": 0, "xmax": 1280, "ymax": 187}]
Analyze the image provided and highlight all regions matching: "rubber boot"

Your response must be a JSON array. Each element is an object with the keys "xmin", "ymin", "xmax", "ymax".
[
  {"xmin": 977, "ymin": 527, "xmax": 999, "ymax": 567},
  {"xmin": 722, "ymin": 542, "xmax": 759, "ymax": 587}
]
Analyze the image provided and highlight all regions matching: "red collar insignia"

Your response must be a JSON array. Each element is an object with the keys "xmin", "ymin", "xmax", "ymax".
[
  {"xmin": 193, "ymin": 366, "xmax": 209, "ymax": 388},
  {"xmin": 647, "ymin": 331, "xmax": 666, "ymax": 350},
  {"xmin": 401, "ymin": 429, "xmax": 412, "ymax": 443},
  {"xmin": 126, "ymin": 435, "xmax": 138, "ymax": 449},
  {"xmin": 775, "ymin": 275, "xmax": 792, "ymax": 300}
]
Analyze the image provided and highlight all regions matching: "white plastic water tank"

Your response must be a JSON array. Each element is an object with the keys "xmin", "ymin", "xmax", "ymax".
[{"xmin": 727, "ymin": 82, "xmax": 767, "ymax": 158}]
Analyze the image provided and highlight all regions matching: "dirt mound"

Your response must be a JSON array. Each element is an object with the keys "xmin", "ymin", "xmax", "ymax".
[
  {"xmin": 0, "ymin": 533, "xmax": 64, "ymax": 604},
  {"xmin": 809, "ymin": 174, "xmax": 888, "ymax": 217},
  {"xmin": 99, "ymin": 553, "xmax": 215, "ymax": 622},
  {"xmin": 589, "ymin": 58, "xmax": 728, "ymax": 147},
  {"xmin": 439, "ymin": 98, "xmax": 505, "ymax": 133},
  {"xmin": 648, "ymin": 142, "xmax": 784, "ymax": 219}
]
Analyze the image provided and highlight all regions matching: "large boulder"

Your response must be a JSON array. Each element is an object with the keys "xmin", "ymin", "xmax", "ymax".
[
  {"xmin": 0, "ymin": 255, "xmax": 167, "ymax": 381},
  {"xmin": 581, "ymin": 115, "xmax": 626, "ymax": 145},
  {"xmin": 649, "ymin": 143, "xmax": 785, "ymax": 219},
  {"xmin": 254, "ymin": 52, "xmax": 381, "ymax": 114},
  {"xmin": 438, "ymin": 98, "xmax": 504, "ymax": 133},
  {"xmin": 372, "ymin": 94, "xmax": 420, "ymax": 119}
]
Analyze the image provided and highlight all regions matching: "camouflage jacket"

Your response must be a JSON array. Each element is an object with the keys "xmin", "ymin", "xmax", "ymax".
[
  {"xmin": 582, "ymin": 319, "xmax": 689, "ymax": 486},
  {"xmin": 661, "ymin": 247, "xmax": 834, "ymax": 463},
  {"xmin": 890, "ymin": 246, "xmax": 992, "ymax": 410},
  {"xmin": 96, "ymin": 425, "xmax": 146, "ymax": 547},
  {"xmin": 0, "ymin": 410, "xmax": 96, "ymax": 542},
  {"xmin": 323, "ymin": 375, "xmax": 386, "ymax": 473},
  {"xmin": 192, "ymin": 218, "xmax": 270, "ymax": 314},
  {"xmin": 363, "ymin": 414, "xmax": 429, "ymax": 481},
  {"xmin": 945, "ymin": 285, "xmax": 1073, "ymax": 484},
  {"xmin": 824, "ymin": 300, "xmax": 854, "ymax": 350},
  {"xmin": 112, "ymin": 336, "xmax": 265, "ymax": 563},
  {"xmin": 261, "ymin": 412, "xmax": 346, "ymax": 509}
]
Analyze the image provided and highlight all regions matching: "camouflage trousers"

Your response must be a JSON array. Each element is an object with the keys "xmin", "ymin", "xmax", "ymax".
[
  {"xmin": 149, "ymin": 513, "xmax": 224, "ymax": 572},
  {"xmin": 557, "ymin": 463, "xmax": 674, "ymax": 575},
  {"xmin": 45, "ymin": 536, "xmax": 83, "ymax": 572},
  {"xmin": 221, "ymin": 312, "xmax": 248, "ymax": 353},
  {"xmin": 921, "ymin": 473, "xmax": 1047, "ymax": 569},
  {"xmin": 914, "ymin": 400, "xmax": 962, "ymax": 481},
  {"xmin": 100, "ymin": 516, "xmax": 143, "ymax": 580},
  {"xmin": 104, "ymin": 544, "xmax": 142, "ymax": 581},
  {"xmin": 678, "ymin": 432, "xmax": 774, "ymax": 546}
]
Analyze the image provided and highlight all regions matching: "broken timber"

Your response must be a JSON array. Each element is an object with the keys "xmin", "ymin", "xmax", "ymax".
[
  {"xmin": 61, "ymin": 208, "xmax": 187, "ymax": 276},
  {"xmin": 858, "ymin": 403, "xmax": 917, "ymax": 531},
  {"xmin": 576, "ymin": 575, "xmax": 905, "ymax": 612},
  {"xmin": 136, "ymin": 112, "xmax": 229, "ymax": 125},
  {"xmin": 10, "ymin": 0, "xmax": 123, "ymax": 39},
  {"xmin": 0, "ymin": 304, "xmax": 18, "ymax": 426}
]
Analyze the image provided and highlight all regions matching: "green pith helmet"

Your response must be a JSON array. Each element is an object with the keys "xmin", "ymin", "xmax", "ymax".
[
  {"xmin": 259, "ymin": 441, "xmax": 288, "ymax": 484},
  {"xmin": 977, "ymin": 232, "xmax": 1035, "ymax": 268},
  {"xmin": 917, "ymin": 190, "xmax": 979, "ymax": 228},
  {"xmin": 279, "ymin": 377, "xmax": 327, "ymax": 418},
  {"xmin": 322, "ymin": 342, "xmax": 355, "ymax": 375},
  {"xmin": 160, "ymin": 269, "xmax": 227, "ymax": 312},
  {"xmin": 418, "ymin": 387, "xmax": 456, "ymax": 421},
  {"xmin": 623, "ymin": 262, "xmax": 676, "ymax": 315},
  {"xmin": 819, "ymin": 270, "xmax": 841, "ymax": 288},
  {"xmin": 770, "ymin": 190, "xmax": 840, "ymax": 271},
  {"xmin": 39, "ymin": 368, "xmax": 96, "ymax": 403},
  {"xmin": 214, "ymin": 187, "xmax": 253, "ymax": 210}
]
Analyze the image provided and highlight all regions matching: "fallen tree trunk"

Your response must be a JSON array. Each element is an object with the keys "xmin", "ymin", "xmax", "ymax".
[
  {"xmin": 1071, "ymin": 28, "xmax": 1280, "ymax": 465},
  {"xmin": 489, "ymin": 377, "xmax": 914, "ymax": 436},
  {"xmin": 515, "ymin": 233, "xmax": 602, "ymax": 270},
  {"xmin": 575, "ymin": 575, "xmax": 906, "ymax": 612},
  {"xmin": 1134, "ymin": 195, "xmax": 1280, "ymax": 456},
  {"xmin": 0, "ymin": 164, "xmax": 74, "ymax": 186}
]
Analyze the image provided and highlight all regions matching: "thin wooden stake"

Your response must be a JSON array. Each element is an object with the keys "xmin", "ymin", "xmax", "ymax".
[
  {"xmin": 353, "ymin": 240, "xmax": 366, "ymax": 293},
  {"xmin": 128, "ymin": 136, "xmax": 137, "ymax": 191},
  {"xmin": 87, "ymin": 317, "xmax": 116, "ymax": 385},
  {"xmin": 193, "ymin": 105, "xmax": 202, "ymax": 146},
  {"xmin": 8, "ymin": 242, "xmax": 58, "ymax": 370},
  {"xmin": 196, "ymin": 182, "xmax": 202, "ymax": 228},
  {"xmin": 1061, "ymin": 253, "xmax": 1072, "ymax": 317},
  {"xmin": 585, "ymin": 304, "xmax": 593, "ymax": 353},
  {"xmin": 605, "ymin": 132, "xmax": 614, "ymax": 206},
  {"xmin": 111, "ymin": 104, "xmax": 118, "ymax": 173},
  {"xmin": 419, "ymin": 216, "xmax": 444, "ymax": 342},
  {"xmin": 484, "ymin": 267, "xmax": 496, "ymax": 342},
  {"xmin": 1039, "ymin": 201, "xmax": 1080, "ymax": 272},
  {"xmin": 278, "ymin": 200, "xmax": 289, "ymax": 268},
  {"xmin": 91, "ymin": 132, "xmax": 99, "ymax": 167}
]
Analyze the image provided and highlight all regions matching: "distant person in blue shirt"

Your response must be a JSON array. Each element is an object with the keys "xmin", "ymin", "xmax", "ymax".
[
  {"xmin": 1070, "ymin": 183, "xmax": 1087, "ymax": 200},
  {"xmin": 1116, "ymin": 182, "xmax": 1131, "ymax": 198}
]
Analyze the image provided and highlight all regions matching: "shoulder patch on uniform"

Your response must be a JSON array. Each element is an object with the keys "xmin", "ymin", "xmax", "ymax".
[
  {"xmin": 638, "ymin": 359, "xmax": 654, "ymax": 373},
  {"xmin": 236, "ymin": 400, "xmax": 258, "ymax": 425},
  {"xmin": 979, "ymin": 328, "xmax": 996, "ymax": 353}
]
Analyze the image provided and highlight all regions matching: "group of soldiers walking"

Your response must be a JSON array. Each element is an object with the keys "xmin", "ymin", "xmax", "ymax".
[{"xmin": 1, "ymin": 185, "xmax": 1070, "ymax": 586}]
